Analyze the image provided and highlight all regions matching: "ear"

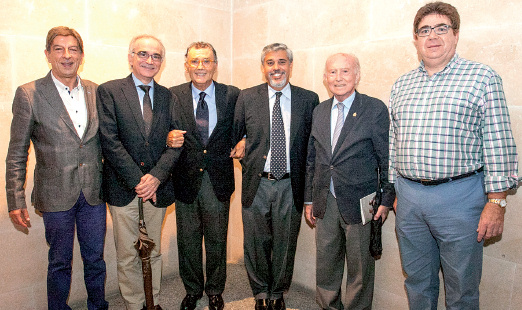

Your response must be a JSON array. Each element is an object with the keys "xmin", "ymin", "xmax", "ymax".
[
  {"xmin": 128, "ymin": 53, "xmax": 133, "ymax": 68},
  {"xmin": 44, "ymin": 49, "xmax": 50, "ymax": 62}
]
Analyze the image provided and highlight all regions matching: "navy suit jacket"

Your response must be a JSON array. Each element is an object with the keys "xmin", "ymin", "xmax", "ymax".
[
  {"xmin": 233, "ymin": 83, "xmax": 319, "ymax": 211},
  {"xmin": 97, "ymin": 74, "xmax": 181, "ymax": 208},
  {"xmin": 305, "ymin": 92, "xmax": 395, "ymax": 224},
  {"xmin": 170, "ymin": 81, "xmax": 240, "ymax": 203}
]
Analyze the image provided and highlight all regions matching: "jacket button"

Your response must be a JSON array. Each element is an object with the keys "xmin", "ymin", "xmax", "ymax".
[
  {"xmin": 79, "ymin": 163, "xmax": 83, "ymax": 167},
  {"xmin": 199, "ymin": 168, "xmax": 204, "ymax": 172},
  {"xmin": 203, "ymin": 149, "xmax": 207, "ymax": 154},
  {"xmin": 145, "ymin": 142, "xmax": 149, "ymax": 147},
  {"xmin": 79, "ymin": 144, "xmax": 83, "ymax": 148},
  {"xmin": 330, "ymin": 166, "xmax": 334, "ymax": 170},
  {"xmin": 140, "ymin": 162, "xmax": 145, "ymax": 166},
  {"xmin": 263, "ymin": 155, "xmax": 267, "ymax": 159}
]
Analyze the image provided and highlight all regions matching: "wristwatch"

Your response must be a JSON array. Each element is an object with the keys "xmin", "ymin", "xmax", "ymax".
[{"xmin": 488, "ymin": 198, "xmax": 507, "ymax": 208}]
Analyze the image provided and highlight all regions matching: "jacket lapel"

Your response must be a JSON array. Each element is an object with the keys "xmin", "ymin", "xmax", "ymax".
[
  {"xmin": 211, "ymin": 81, "xmax": 227, "ymax": 143},
  {"xmin": 39, "ymin": 71, "xmax": 80, "ymax": 140},
  {"xmin": 82, "ymin": 79, "xmax": 97, "ymax": 142},
  {"xmin": 122, "ymin": 74, "xmax": 148, "ymax": 140},
  {"xmin": 332, "ymin": 92, "xmax": 361, "ymax": 155}
]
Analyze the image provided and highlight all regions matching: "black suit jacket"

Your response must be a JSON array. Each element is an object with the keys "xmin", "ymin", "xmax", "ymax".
[
  {"xmin": 170, "ymin": 81, "xmax": 240, "ymax": 203},
  {"xmin": 97, "ymin": 74, "xmax": 181, "ymax": 208},
  {"xmin": 233, "ymin": 83, "xmax": 319, "ymax": 211},
  {"xmin": 305, "ymin": 92, "xmax": 395, "ymax": 224}
]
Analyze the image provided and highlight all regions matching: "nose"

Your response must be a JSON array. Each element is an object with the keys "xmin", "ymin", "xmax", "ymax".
[
  {"xmin": 428, "ymin": 28, "xmax": 439, "ymax": 39},
  {"xmin": 196, "ymin": 60, "xmax": 204, "ymax": 69},
  {"xmin": 146, "ymin": 56, "xmax": 154, "ymax": 64},
  {"xmin": 64, "ymin": 49, "xmax": 71, "ymax": 58}
]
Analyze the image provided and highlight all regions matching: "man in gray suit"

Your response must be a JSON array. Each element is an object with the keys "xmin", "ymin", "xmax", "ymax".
[
  {"xmin": 304, "ymin": 53, "xmax": 395, "ymax": 310},
  {"xmin": 232, "ymin": 43, "xmax": 319, "ymax": 310},
  {"xmin": 6, "ymin": 26, "xmax": 108, "ymax": 310}
]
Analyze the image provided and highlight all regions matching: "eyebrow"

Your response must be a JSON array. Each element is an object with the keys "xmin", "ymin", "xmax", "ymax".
[{"xmin": 419, "ymin": 23, "xmax": 449, "ymax": 28}]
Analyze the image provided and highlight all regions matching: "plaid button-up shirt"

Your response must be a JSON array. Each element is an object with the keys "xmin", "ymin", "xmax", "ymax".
[{"xmin": 389, "ymin": 54, "xmax": 518, "ymax": 193}]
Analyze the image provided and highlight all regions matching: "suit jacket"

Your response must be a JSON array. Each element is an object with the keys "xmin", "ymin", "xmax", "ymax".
[
  {"xmin": 305, "ymin": 92, "xmax": 395, "ymax": 224},
  {"xmin": 97, "ymin": 74, "xmax": 181, "ymax": 208},
  {"xmin": 6, "ymin": 71, "xmax": 103, "ymax": 212},
  {"xmin": 233, "ymin": 83, "xmax": 319, "ymax": 211},
  {"xmin": 170, "ymin": 81, "xmax": 240, "ymax": 203}
]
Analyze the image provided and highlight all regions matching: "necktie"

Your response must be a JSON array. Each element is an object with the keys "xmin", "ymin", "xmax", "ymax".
[
  {"xmin": 271, "ymin": 92, "xmax": 286, "ymax": 180},
  {"xmin": 139, "ymin": 85, "xmax": 153, "ymax": 136},
  {"xmin": 330, "ymin": 102, "xmax": 344, "ymax": 197},
  {"xmin": 332, "ymin": 102, "xmax": 344, "ymax": 151},
  {"xmin": 196, "ymin": 92, "xmax": 209, "ymax": 145}
]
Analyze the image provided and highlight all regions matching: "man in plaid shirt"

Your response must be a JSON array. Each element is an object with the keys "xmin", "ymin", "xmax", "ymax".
[{"xmin": 389, "ymin": 2, "xmax": 518, "ymax": 309}]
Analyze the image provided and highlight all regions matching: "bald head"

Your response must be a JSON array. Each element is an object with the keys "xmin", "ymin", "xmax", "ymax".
[{"xmin": 324, "ymin": 53, "xmax": 361, "ymax": 102}]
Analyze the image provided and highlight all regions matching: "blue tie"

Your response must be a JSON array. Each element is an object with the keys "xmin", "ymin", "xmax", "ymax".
[{"xmin": 196, "ymin": 92, "xmax": 209, "ymax": 145}]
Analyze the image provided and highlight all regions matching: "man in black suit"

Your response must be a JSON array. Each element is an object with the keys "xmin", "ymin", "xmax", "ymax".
[
  {"xmin": 97, "ymin": 35, "xmax": 181, "ymax": 310},
  {"xmin": 304, "ymin": 53, "xmax": 395, "ymax": 310},
  {"xmin": 232, "ymin": 43, "xmax": 319, "ymax": 310},
  {"xmin": 166, "ymin": 42, "xmax": 240, "ymax": 310}
]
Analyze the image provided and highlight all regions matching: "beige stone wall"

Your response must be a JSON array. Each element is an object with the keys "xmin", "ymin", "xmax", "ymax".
[{"xmin": 1, "ymin": 0, "xmax": 521, "ymax": 309}]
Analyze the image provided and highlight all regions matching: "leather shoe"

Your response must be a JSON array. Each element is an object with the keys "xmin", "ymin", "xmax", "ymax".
[
  {"xmin": 208, "ymin": 294, "xmax": 224, "ymax": 310},
  {"xmin": 255, "ymin": 298, "xmax": 270, "ymax": 310},
  {"xmin": 180, "ymin": 294, "xmax": 202, "ymax": 310},
  {"xmin": 269, "ymin": 297, "xmax": 286, "ymax": 310},
  {"xmin": 141, "ymin": 305, "xmax": 162, "ymax": 310}
]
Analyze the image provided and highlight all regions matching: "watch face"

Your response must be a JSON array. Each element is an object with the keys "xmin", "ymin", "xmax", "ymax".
[{"xmin": 500, "ymin": 200, "xmax": 507, "ymax": 207}]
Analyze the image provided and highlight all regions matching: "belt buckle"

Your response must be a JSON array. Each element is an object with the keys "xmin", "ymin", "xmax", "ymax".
[
  {"xmin": 266, "ymin": 173, "xmax": 277, "ymax": 181},
  {"xmin": 420, "ymin": 179, "xmax": 432, "ymax": 186}
]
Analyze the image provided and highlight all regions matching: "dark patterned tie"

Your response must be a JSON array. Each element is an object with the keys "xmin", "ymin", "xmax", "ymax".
[
  {"xmin": 139, "ymin": 85, "xmax": 153, "ymax": 136},
  {"xmin": 196, "ymin": 92, "xmax": 209, "ymax": 145},
  {"xmin": 271, "ymin": 92, "xmax": 286, "ymax": 180}
]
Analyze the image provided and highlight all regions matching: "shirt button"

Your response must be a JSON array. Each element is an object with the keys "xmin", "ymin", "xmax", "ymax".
[{"xmin": 140, "ymin": 162, "xmax": 145, "ymax": 166}]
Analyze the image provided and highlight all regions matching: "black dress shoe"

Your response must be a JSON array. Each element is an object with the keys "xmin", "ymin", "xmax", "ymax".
[
  {"xmin": 255, "ymin": 298, "xmax": 270, "ymax": 310},
  {"xmin": 269, "ymin": 297, "xmax": 286, "ymax": 310},
  {"xmin": 141, "ymin": 305, "xmax": 162, "ymax": 310},
  {"xmin": 208, "ymin": 294, "xmax": 224, "ymax": 310},
  {"xmin": 180, "ymin": 294, "xmax": 202, "ymax": 310}
]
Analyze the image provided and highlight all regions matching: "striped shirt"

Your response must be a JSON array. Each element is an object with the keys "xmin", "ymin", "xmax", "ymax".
[{"xmin": 389, "ymin": 54, "xmax": 518, "ymax": 193}]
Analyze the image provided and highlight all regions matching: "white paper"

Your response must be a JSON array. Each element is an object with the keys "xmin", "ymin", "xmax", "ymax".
[{"xmin": 360, "ymin": 192, "xmax": 376, "ymax": 225}]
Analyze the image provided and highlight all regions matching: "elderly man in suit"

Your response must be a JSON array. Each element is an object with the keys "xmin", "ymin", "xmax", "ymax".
[
  {"xmin": 6, "ymin": 26, "xmax": 108, "ymax": 310},
  {"xmin": 97, "ymin": 35, "xmax": 181, "ymax": 310},
  {"xmin": 165, "ymin": 42, "xmax": 240, "ymax": 310},
  {"xmin": 232, "ymin": 43, "xmax": 319, "ymax": 310},
  {"xmin": 304, "ymin": 53, "xmax": 395, "ymax": 310}
]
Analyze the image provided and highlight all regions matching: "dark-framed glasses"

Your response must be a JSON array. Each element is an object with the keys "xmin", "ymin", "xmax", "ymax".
[
  {"xmin": 416, "ymin": 24, "xmax": 452, "ymax": 37},
  {"xmin": 133, "ymin": 51, "xmax": 163, "ymax": 62},
  {"xmin": 188, "ymin": 58, "xmax": 215, "ymax": 68}
]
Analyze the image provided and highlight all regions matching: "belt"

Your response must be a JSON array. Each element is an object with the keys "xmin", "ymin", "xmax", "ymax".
[
  {"xmin": 401, "ymin": 167, "xmax": 483, "ymax": 186},
  {"xmin": 261, "ymin": 172, "xmax": 290, "ymax": 181}
]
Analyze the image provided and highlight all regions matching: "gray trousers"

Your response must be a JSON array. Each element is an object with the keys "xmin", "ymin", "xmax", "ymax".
[
  {"xmin": 315, "ymin": 192, "xmax": 374, "ymax": 310},
  {"xmin": 242, "ymin": 177, "xmax": 301, "ymax": 300},
  {"xmin": 176, "ymin": 171, "xmax": 230, "ymax": 296}
]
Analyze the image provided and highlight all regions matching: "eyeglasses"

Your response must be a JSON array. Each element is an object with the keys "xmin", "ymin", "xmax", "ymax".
[
  {"xmin": 416, "ymin": 24, "xmax": 452, "ymax": 37},
  {"xmin": 133, "ymin": 51, "xmax": 163, "ymax": 62},
  {"xmin": 187, "ymin": 59, "xmax": 215, "ymax": 68}
]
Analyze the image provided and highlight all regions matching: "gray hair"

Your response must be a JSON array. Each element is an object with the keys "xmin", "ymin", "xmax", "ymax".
[
  {"xmin": 261, "ymin": 43, "xmax": 293, "ymax": 64},
  {"xmin": 128, "ymin": 34, "xmax": 166, "ymax": 57},
  {"xmin": 185, "ymin": 42, "xmax": 218, "ymax": 63}
]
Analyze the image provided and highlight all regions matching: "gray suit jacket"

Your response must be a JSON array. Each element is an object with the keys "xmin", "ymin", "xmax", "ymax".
[
  {"xmin": 233, "ymin": 83, "xmax": 319, "ymax": 211},
  {"xmin": 305, "ymin": 92, "xmax": 395, "ymax": 224},
  {"xmin": 6, "ymin": 71, "xmax": 103, "ymax": 212}
]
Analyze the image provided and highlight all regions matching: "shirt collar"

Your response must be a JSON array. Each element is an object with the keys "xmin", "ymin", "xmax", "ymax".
[
  {"xmin": 50, "ymin": 72, "xmax": 82, "ymax": 92},
  {"xmin": 419, "ymin": 53, "xmax": 460, "ymax": 76},
  {"xmin": 331, "ymin": 91, "xmax": 356, "ymax": 111},
  {"xmin": 268, "ymin": 83, "xmax": 291, "ymax": 100},
  {"xmin": 191, "ymin": 81, "xmax": 215, "ymax": 99},
  {"xmin": 131, "ymin": 73, "xmax": 154, "ymax": 88}
]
